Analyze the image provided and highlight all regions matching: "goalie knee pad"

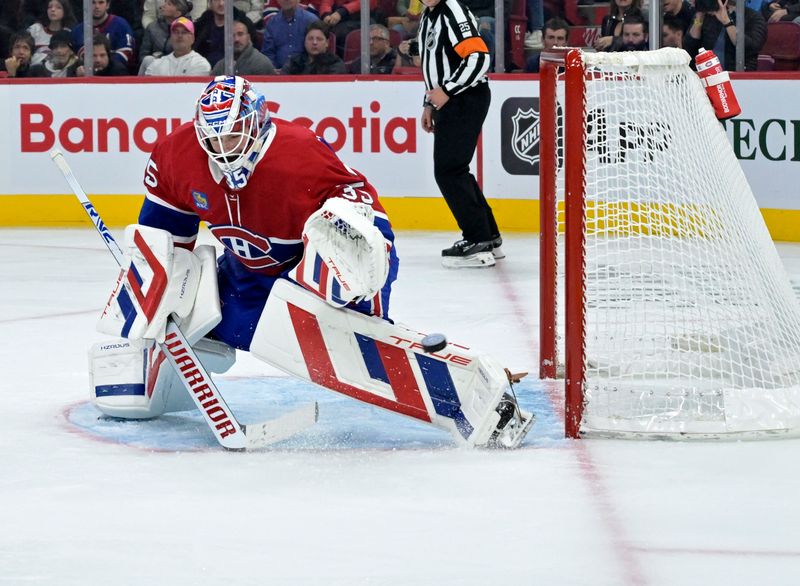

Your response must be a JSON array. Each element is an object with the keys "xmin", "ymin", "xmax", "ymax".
[{"xmin": 89, "ymin": 337, "xmax": 236, "ymax": 419}]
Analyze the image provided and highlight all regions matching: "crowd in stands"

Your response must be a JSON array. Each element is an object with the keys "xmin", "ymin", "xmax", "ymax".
[
  {"xmin": 1, "ymin": 0, "xmax": 798, "ymax": 77},
  {"xmin": 522, "ymin": 0, "xmax": 800, "ymax": 70}
]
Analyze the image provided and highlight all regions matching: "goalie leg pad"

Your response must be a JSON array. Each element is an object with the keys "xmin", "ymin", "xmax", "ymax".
[
  {"xmin": 177, "ymin": 244, "xmax": 223, "ymax": 345},
  {"xmin": 89, "ymin": 337, "xmax": 236, "ymax": 419},
  {"xmin": 249, "ymin": 279, "xmax": 534, "ymax": 447}
]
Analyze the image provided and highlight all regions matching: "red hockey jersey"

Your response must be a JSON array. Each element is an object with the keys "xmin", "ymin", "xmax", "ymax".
[{"xmin": 139, "ymin": 118, "xmax": 395, "ymax": 277}]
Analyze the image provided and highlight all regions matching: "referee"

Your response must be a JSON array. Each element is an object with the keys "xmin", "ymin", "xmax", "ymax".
[{"xmin": 418, "ymin": 0, "xmax": 502, "ymax": 268}]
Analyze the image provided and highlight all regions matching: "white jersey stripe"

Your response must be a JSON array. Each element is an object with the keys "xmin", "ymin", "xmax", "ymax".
[{"xmin": 144, "ymin": 190, "xmax": 197, "ymax": 215}]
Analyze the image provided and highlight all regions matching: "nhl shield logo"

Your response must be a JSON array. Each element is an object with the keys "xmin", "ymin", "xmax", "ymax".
[
  {"xmin": 511, "ymin": 108, "xmax": 540, "ymax": 165},
  {"xmin": 502, "ymin": 97, "xmax": 560, "ymax": 175}
]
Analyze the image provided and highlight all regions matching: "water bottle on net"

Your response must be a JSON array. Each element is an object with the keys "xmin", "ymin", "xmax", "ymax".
[{"xmin": 695, "ymin": 47, "xmax": 741, "ymax": 120}]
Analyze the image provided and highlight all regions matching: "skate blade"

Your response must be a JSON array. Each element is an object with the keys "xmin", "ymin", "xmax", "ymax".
[{"xmin": 495, "ymin": 411, "xmax": 536, "ymax": 449}]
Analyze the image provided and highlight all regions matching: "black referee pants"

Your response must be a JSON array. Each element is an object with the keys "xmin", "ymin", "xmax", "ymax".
[{"xmin": 432, "ymin": 82, "xmax": 499, "ymax": 244}]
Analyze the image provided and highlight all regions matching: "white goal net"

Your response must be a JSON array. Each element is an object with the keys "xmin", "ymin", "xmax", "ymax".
[{"xmin": 543, "ymin": 48, "xmax": 800, "ymax": 438}]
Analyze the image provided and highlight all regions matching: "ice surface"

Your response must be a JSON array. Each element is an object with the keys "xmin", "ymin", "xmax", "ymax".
[{"xmin": 1, "ymin": 229, "xmax": 799, "ymax": 585}]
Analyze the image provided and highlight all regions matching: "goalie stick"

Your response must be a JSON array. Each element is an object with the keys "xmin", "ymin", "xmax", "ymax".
[{"xmin": 51, "ymin": 149, "xmax": 318, "ymax": 450}]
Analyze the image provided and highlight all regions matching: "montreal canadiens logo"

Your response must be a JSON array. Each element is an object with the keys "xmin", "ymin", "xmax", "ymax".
[{"xmin": 209, "ymin": 225, "xmax": 279, "ymax": 269}]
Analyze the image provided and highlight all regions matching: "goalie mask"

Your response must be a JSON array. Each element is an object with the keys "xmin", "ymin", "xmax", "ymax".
[{"xmin": 194, "ymin": 75, "xmax": 271, "ymax": 190}]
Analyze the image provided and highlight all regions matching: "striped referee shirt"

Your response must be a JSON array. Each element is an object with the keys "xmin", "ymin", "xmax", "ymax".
[{"xmin": 418, "ymin": 0, "xmax": 490, "ymax": 98}]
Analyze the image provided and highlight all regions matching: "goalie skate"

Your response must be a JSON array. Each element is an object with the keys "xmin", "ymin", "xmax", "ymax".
[
  {"xmin": 486, "ymin": 393, "xmax": 536, "ymax": 449},
  {"xmin": 470, "ymin": 370, "xmax": 535, "ymax": 449}
]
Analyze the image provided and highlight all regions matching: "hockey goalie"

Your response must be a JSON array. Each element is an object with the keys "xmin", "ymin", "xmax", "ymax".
[{"xmin": 90, "ymin": 75, "xmax": 534, "ymax": 449}]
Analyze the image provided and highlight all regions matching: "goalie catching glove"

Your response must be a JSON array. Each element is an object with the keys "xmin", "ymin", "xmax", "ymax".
[
  {"xmin": 290, "ymin": 197, "xmax": 390, "ymax": 308},
  {"xmin": 97, "ymin": 225, "xmax": 204, "ymax": 343}
]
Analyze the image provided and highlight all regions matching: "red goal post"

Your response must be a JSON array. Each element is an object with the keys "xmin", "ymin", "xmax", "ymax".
[
  {"xmin": 539, "ymin": 48, "xmax": 585, "ymax": 438},
  {"xmin": 538, "ymin": 48, "xmax": 800, "ymax": 440}
]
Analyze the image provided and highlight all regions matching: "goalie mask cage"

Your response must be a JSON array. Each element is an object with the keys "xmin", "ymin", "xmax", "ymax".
[{"xmin": 538, "ymin": 47, "xmax": 800, "ymax": 439}]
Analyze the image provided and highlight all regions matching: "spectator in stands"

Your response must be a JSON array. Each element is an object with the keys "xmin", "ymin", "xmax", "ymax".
[
  {"xmin": 763, "ymin": 0, "xmax": 800, "ymax": 22},
  {"xmin": 142, "ymin": 0, "xmax": 204, "ymax": 29},
  {"xmin": 0, "ymin": 26, "xmax": 13, "ymax": 60},
  {"xmin": 461, "ymin": 0, "xmax": 512, "ymax": 67},
  {"xmin": 65, "ymin": 0, "xmax": 84, "ymax": 20},
  {"xmin": 211, "ymin": 16, "xmax": 276, "ymax": 73},
  {"xmin": 261, "ymin": 0, "xmax": 282, "ymax": 21},
  {"xmin": 662, "ymin": 15, "xmax": 684, "ymax": 47},
  {"xmin": 0, "ymin": 2, "xmax": 19, "ymax": 31},
  {"xmin": 593, "ymin": 0, "xmax": 645, "ymax": 52},
  {"xmin": 615, "ymin": 15, "xmax": 649, "ymax": 50},
  {"xmin": 235, "ymin": 0, "xmax": 266, "ymax": 26},
  {"xmin": 1, "ymin": 1, "xmax": 36, "ymax": 32},
  {"xmin": 28, "ymin": 0, "xmax": 78, "ymax": 66},
  {"xmin": 144, "ymin": 15, "xmax": 211, "ymax": 73},
  {"xmin": 262, "ymin": 0, "xmax": 284, "ymax": 21},
  {"xmin": 107, "ymin": 0, "xmax": 144, "ymax": 47},
  {"xmin": 388, "ymin": 0, "xmax": 422, "ymax": 40},
  {"xmin": 282, "ymin": 20, "xmax": 346, "ymax": 73},
  {"xmin": 145, "ymin": 1, "xmax": 262, "ymax": 30},
  {"xmin": 261, "ymin": 0, "xmax": 319, "ymax": 69},
  {"xmin": 71, "ymin": 0, "xmax": 136, "ymax": 68},
  {"xmin": 139, "ymin": 0, "xmax": 193, "ymax": 67},
  {"xmin": 194, "ymin": 0, "xmax": 250, "ymax": 65},
  {"xmin": 525, "ymin": 17, "xmax": 568, "ymax": 72},
  {"xmin": 1, "ymin": 31, "xmax": 35, "ymax": 77},
  {"xmin": 29, "ymin": 29, "xmax": 78, "ymax": 76},
  {"xmin": 684, "ymin": 0, "xmax": 766, "ymax": 71},
  {"xmin": 317, "ymin": 0, "xmax": 378, "ymax": 56},
  {"xmin": 394, "ymin": 37, "xmax": 421, "ymax": 68},
  {"xmin": 303, "ymin": 0, "xmax": 323, "ymax": 18},
  {"xmin": 349, "ymin": 24, "xmax": 396, "ymax": 73},
  {"xmin": 525, "ymin": 0, "xmax": 544, "ymax": 51},
  {"xmin": 72, "ymin": 32, "xmax": 129, "ymax": 74},
  {"xmin": 663, "ymin": 0, "xmax": 695, "ymax": 32}
]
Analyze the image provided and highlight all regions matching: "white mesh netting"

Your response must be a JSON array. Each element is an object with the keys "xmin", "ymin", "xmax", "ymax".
[{"xmin": 554, "ymin": 49, "xmax": 800, "ymax": 437}]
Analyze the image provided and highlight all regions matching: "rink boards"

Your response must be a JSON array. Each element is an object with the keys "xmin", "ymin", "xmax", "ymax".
[{"xmin": 1, "ymin": 74, "xmax": 799, "ymax": 239}]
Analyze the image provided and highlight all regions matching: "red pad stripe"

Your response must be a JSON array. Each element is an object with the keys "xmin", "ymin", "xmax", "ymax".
[
  {"xmin": 318, "ymin": 261, "xmax": 329, "ymax": 298},
  {"xmin": 292, "ymin": 237, "xmax": 326, "ymax": 302},
  {"xmin": 371, "ymin": 291, "xmax": 382, "ymax": 317},
  {"xmin": 128, "ymin": 230, "xmax": 168, "ymax": 322},
  {"xmin": 287, "ymin": 304, "xmax": 431, "ymax": 422},
  {"xmin": 145, "ymin": 346, "xmax": 167, "ymax": 398},
  {"xmin": 294, "ymin": 247, "xmax": 308, "ymax": 288},
  {"xmin": 374, "ymin": 341, "xmax": 428, "ymax": 414}
]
